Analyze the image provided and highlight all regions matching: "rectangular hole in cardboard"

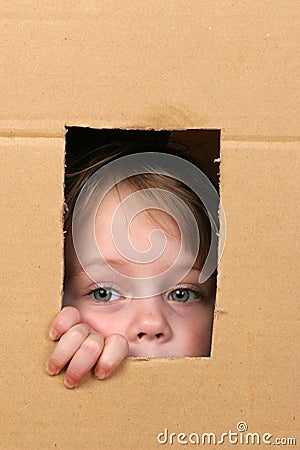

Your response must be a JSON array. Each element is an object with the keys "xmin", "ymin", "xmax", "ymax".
[{"xmin": 63, "ymin": 127, "xmax": 221, "ymax": 361}]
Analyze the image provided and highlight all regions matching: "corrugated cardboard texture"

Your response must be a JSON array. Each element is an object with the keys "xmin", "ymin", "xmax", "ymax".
[
  {"xmin": 1, "ymin": 1, "xmax": 299, "ymax": 449},
  {"xmin": 1, "ymin": 1, "xmax": 299, "ymax": 137}
]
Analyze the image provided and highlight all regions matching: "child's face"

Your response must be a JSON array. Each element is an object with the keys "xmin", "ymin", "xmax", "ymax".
[{"xmin": 63, "ymin": 187, "xmax": 215, "ymax": 357}]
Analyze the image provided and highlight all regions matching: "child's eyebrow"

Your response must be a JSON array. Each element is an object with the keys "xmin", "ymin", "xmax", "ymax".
[
  {"xmin": 70, "ymin": 258, "xmax": 126, "ymax": 277},
  {"xmin": 69, "ymin": 259, "xmax": 202, "ymax": 280}
]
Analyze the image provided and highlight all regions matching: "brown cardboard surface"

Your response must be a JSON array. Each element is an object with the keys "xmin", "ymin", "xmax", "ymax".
[
  {"xmin": 1, "ymin": 138, "xmax": 299, "ymax": 449},
  {"xmin": 1, "ymin": 1, "xmax": 299, "ymax": 137},
  {"xmin": 1, "ymin": 1, "xmax": 299, "ymax": 449}
]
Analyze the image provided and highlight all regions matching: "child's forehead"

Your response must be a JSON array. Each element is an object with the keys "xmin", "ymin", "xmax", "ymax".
[
  {"xmin": 95, "ymin": 184, "xmax": 180, "ymax": 234},
  {"xmin": 69, "ymin": 179, "xmax": 203, "ymax": 289}
]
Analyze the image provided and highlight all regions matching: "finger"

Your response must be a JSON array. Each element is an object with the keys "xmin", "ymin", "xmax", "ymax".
[
  {"xmin": 94, "ymin": 334, "xmax": 129, "ymax": 380},
  {"xmin": 64, "ymin": 333, "xmax": 105, "ymax": 388},
  {"xmin": 46, "ymin": 323, "xmax": 90, "ymax": 375},
  {"xmin": 49, "ymin": 306, "xmax": 81, "ymax": 340}
]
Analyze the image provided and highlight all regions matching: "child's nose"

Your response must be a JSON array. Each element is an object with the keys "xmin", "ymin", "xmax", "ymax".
[{"xmin": 125, "ymin": 298, "xmax": 172, "ymax": 344}]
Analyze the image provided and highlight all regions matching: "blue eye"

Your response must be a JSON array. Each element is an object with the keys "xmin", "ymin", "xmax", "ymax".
[
  {"xmin": 168, "ymin": 288, "xmax": 199, "ymax": 303},
  {"xmin": 91, "ymin": 287, "xmax": 121, "ymax": 302}
]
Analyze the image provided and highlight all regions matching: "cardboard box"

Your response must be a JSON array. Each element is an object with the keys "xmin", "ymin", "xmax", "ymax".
[{"xmin": 1, "ymin": 1, "xmax": 299, "ymax": 448}]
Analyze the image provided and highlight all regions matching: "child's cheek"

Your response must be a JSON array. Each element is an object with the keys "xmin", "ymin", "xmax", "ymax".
[
  {"xmin": 78, "ymin": 306, "xmax": 127, "ymax": 338},
  {"xmin": 178, "ymin": 307, "xmax": 213, "ymax": 356},
  {"xmin": 191, "ymin": 327, "xmax": 212, "ymax": 356}
]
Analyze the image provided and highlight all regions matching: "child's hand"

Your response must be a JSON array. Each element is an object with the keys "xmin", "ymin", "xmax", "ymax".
[{"xmin": 46, "ymin": 306, "xmax": 129, "ymax": 388}]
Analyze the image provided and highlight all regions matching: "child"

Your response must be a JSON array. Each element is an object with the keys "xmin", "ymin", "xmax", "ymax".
[{"xmin": 46, "ymin": 139, "xmax": 220, "ymax": 388}]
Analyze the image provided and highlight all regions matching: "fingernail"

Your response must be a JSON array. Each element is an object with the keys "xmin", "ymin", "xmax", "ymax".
[
  {"xmin": 96, "ymin": 369, "xmax": 106, "ymax": 380},
  {"xmin": 49, "ymin": 329, "xmax": 59, "ymax": 340},
  {"xmin": 64, "ymin": 377, "xmax": 77, "ymax": 389},
  {"xmin": 46, "ymin": 362, "xmax": 59, "ymax": 375}
]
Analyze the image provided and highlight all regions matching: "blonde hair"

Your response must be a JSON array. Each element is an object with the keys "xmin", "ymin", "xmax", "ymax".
[{"xmin": 65, "ymin": 146, "xmax": 213, "ymax": 271}]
